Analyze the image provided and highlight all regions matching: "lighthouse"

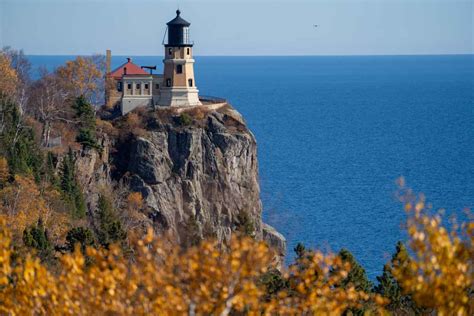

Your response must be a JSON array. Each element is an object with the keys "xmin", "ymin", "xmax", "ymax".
[{"xmin": 158, "ymin": 10, "xmax": 201, "ymax": 107}]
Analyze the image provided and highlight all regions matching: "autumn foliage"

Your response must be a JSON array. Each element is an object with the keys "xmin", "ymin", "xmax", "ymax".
[
  {"xmin": 393, "ymin": 180, "xmax": 473, "ymax": 315},
  {"xmin": 0, "ymin": 52, "xmax": 18, "ymax": 97},
  {"xmin": 0, "ymin": 185, "xmax": 472, "ymax": 315},
  {"xmin": 0, "ymin": 48, "xmax": 472, "ymax": 314}
]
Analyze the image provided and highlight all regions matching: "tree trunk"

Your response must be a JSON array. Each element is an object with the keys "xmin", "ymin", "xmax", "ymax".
[{"xmin": 42, "ymin": 121, "xmax": 51, "ymax": 147}]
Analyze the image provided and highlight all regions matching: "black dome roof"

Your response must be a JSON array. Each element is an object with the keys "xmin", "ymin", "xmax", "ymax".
[{"xmin": 167, "ymin": 10, "xmax": 191, "ymax": 27}]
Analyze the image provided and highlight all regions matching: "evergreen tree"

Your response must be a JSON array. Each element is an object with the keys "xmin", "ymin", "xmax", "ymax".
[
  {"xmin": 96, "ymin": 194, "xmax": 126, "ymax": 247},
  {"xmin": 294, "ymin": 242, "xmax": 307, "ymax": 260},
  {"xmin": 0, "ymin": 95, "xmax": 43, "ymax": 179},
  {"xmin": 260, "ymin": 268, "xmax": 289, "ymax": 301},
  {"xmin": 23, "ymin": 218, "xmax": 53, "ymax": 262},
  {"xmin": 73, "ymin": 96, "xmax": 98, "ymax": 149},
  {"xmin": 336, "ymin": 249, "xmax": 373, "ymax": 316},
  {"xmin": 292, "ymin": 242, "xmax": 316, "ymax": 274},
  {"xmin": 60, "ymin": 148, "xmax": 86, "ymax": 218},
  {"xmin": 375, "ymin": 241, "xmax": 422, "ymax": 314},
  {"xmin": 337, "ymin": 248, "xmax": 373, "ymax": 292},
  {"xmin": 76, "ymin": 128, "xmax": 98, "ymax": 149},
  {"xmin": 66, "ymin": 227, "xmax": 95, "ymax": 253}
]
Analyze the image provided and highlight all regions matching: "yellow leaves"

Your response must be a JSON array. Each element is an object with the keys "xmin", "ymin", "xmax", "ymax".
[
  {"xmin": 394, "ymin": 186, "xmax": 473, "ymax": 315},
  {"xmin": 55, "ymin": 56, "xmax": 102, "ymax": 101},
  {"xmin": 0, "ymin": 175, "xmax": 71, "ymax": 244},
  {"xmin": 0, "ymin": 181, "xmax": 471, "ymax": 314},
  {"xmin": 0, "ymin": 53, "xmax": 18, "ymax": 97},
  {"xmin": 266, "ymin": 250, "xmax": 384, "ymax": 315}
]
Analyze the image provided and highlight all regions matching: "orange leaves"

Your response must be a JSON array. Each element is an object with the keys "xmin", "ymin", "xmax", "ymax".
[
  {"xmin": 0, "ymin": 157, "xmax": 8, "ymax": 185},
  {"xmin": 126, "ymin": 192, "xmax": 143, "ymax": 210}
]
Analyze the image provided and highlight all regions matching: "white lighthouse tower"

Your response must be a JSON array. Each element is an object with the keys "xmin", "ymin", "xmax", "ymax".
[{"xmin": 158, "ymin": 10, "xmax": 201, "ymax": 107}]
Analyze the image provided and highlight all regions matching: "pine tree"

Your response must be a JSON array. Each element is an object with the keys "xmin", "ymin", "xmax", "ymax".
[
  {"xmin": 23, "ymin": 218, "xmax": 53, "ymax": 262},
  {"xmin": 60, "ymin": 149, "xmax": 86, "ymax": 218},
  {"xmin": 96, "ymin": 194, "xmax": 126, "ymax": 247},
  {"xmin": 338, "ymin": 248, "xmax": 372, "ymax": 292},
  {"xmin": 0, "ymin": 95, "xmax": 43, "ymax": 179},
  {"xmin": 375, "ymin": 241, "xmax": 422, "ymax": 314},
  {"xmin": 294, "ymin": 242, "xmax": 307, "ymax": 260},
  {"xmin": 73, "ymin": 96, "xmax": 98, "ymax": 149},
  {"xmin": 66, "ymin": 227, "xmax": 95, "ymax": 253},
  {"xmin": 336, "ymin": 249, "xmax": 373, "ymax": 316},
  {"xmin": 260, "ymin": 268, "xmax": 289, "ymax": 301}
]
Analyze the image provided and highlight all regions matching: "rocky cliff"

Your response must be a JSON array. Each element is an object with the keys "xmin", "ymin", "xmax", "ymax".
[{"xmin": 76, "ymin": 104, "xmax": 286, "ymax": 257}]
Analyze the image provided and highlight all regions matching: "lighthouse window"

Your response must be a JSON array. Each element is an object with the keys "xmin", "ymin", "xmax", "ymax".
[
  {"xmin": 187, "ymin": 48, "xmax": 190, "ymax": 55},
  {"xmin": 176, "ymin": 65, "xmax": 183, "ymax": 74},
  {"xmin": 166, "ymin": 79, "xmax": 171, "ymax": 87},
  {"xmin": 183, "ymin": 27, "xmax": 190, "ymax": 44},
  {"xmin": 117, "ymin": 82, "xmax": 122, "ymax": 92},
  {"xmin": 188, "ymin": 79, "xmax": 193, "ymax": 87},
  {"xmin": 127, "ymin": 83, "xmax": 132, "ymax": 90},
  {"xmin": 168, "ymin": 48, "xmax": 173, "ymax": 55},
  {"xmin": 144, "ymin": 83, "xmax": 149, "ymax": 90},
  {"xmin": 136, "ymin": 83, "xmax": 141, "ymax": 90}
]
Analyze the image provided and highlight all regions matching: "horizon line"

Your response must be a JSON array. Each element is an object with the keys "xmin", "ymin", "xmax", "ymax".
[{"xmin": 25, "ymin": 53, "xmax": 474, "ymax": 57}]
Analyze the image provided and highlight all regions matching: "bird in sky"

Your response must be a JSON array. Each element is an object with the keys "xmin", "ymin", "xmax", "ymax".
[{"xmin": 314, "ymin": 24, "xmax": 319, "ymax": 27}]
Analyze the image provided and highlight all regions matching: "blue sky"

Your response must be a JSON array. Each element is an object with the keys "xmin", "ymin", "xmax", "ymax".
[{"xmin": 0, "ymin": 0, "xmax": 472, "ymax": 56}]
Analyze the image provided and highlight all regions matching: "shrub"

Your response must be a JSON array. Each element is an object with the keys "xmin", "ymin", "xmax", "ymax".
[
  {"xmin": 235, "ymin": 210, "xmax": 255, "ymax": 237},
  {"xmin": 178, "ymin": 112, "xmax": 192, "ymax": 126}
]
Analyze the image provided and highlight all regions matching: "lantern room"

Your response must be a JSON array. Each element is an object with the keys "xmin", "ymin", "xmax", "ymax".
[{"xmin": 166, "ymin": 10, "xmax": 192, "ymax": 47}]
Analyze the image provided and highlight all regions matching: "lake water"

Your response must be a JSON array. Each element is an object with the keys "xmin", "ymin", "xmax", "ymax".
[{"xmin": 27, "ymin": 55, "xmax": 474, "ymax": 279}]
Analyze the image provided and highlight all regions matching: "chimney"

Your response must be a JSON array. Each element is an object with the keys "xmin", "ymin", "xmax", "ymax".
[
  {"xmin": 127, "ymin": 57, "xmax": 131, "ymax": 63},
  {"xmin": 106, "ymin": 49, "xmax": 111, "ymax": 74}
]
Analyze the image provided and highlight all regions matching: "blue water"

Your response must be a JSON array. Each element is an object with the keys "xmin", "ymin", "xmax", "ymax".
[{"xmin": 27, "ymin": 55, "xmax": 474, "ymax": 279}]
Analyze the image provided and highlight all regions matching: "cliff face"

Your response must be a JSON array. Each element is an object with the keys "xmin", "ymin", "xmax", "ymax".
[{"xmin": 76, "ymin": 105, "xmax": 286, "ymax": 256}]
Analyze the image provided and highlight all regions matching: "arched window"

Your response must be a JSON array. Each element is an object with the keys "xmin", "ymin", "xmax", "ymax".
[
  {"xmin": 168, "ymin": 48, "xmax": 173, "ymax": 55},
  {"xmin": 187, "ymin": 48, "xmax": 190, "ymax": 55},
  {"xmin": 166, "ymin": 79, "xmax": 171, "ymax": 87},
  {"xmin": 188, "ymin": 79, "xmax": 193, "ymax": 87},
  {"xmin": 176, "ymin": 65, "xmax": 183, "ymax": 74}
]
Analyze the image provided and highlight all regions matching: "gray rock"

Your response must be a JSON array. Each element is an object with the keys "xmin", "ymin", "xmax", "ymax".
[
  {"xmin": 263, "ymin": 223, "xmax": 287, "ymax": 258},
  {"xmin": 75, "ymin": 106, "xmax": 286, "ymax": 258}
]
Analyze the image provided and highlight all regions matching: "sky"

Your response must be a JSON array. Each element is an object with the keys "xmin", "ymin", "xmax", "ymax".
[{"xmin": 0, "ymin": 0, "xmax": 472, "ymax": 56}]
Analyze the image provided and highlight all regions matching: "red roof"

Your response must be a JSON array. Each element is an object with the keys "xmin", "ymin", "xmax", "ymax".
[{"xmin": 108, "ymin": 58, "xmax": 149, "ymax": 79}]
